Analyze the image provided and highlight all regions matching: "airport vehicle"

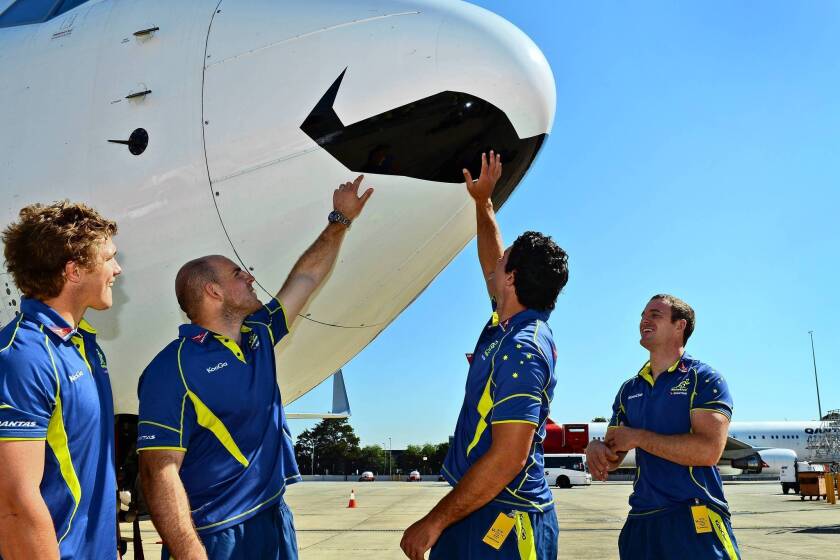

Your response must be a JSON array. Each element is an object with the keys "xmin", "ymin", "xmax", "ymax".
[
  {"xmin": 544, "ymin": 453, "xmax": 592, "ymax": 488},
  {"xmin": 407, "ymin": 470, "xmax": 422, "ymax": 482},
  {"xmin": 0, "ymin": 0, "xmax": 554, "ymax": 489},
  {"xmin": 780, "ymin": 460, "xmax": 824, "ymax": 495},
  {"xmin": 553, "ymin": 420, "xmax": 840, "ymax": 475},
  {"xmin": 359, "ymin": 471, "xmax": 376, "ymax": 482}
]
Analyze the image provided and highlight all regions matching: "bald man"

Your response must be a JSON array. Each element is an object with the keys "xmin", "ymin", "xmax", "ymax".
[{"xmin": 136, "ymin": 176, "xmax": 373, "ymax": 560}]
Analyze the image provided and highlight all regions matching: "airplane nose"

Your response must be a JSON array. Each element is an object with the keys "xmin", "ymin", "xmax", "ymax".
[
  {"xmin": 201, "ymin": 0, "xmax": 555, "ymax": 399},
  {"xmin": 203, "ymin": 0, "xmax": 555, "ymax": 208}
]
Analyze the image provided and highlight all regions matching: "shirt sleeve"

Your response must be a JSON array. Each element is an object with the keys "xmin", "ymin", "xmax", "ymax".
[
  {"xmin": 246, "ymin": 299, "xmax": 290, "ymax": 347},
  {"xmin": 489, "ymin": 343, "xmax": 547, "ymax": 426},
  {"xmin": 137, "ymin": 354, "xmax": 194, "ymax": 452},
  {"xmin": 691, "ymin": 369, "xmax": 733, "ymax": 420},
  {"xmin": 0, "ymin": 359, "xmax": 56, "ymax": 440},
  {"xmin": 608, "ymin": 381, "xmax": 630, "ymax": 429}
]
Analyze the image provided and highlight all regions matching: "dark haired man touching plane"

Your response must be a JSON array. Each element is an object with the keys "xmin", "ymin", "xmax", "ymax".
[
  {"xmin": 401, "ymin": 152, "xmax": 569, "ymax": 560},
  {"xmin": 586, "ymin": 294, "xmax": 741, "ymax": 559}
]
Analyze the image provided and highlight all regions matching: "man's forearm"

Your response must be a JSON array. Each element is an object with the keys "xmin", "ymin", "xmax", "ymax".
[
  {"xmin": 285, "ymin": 222, "xmax": 348, "ymax": 290},
  {"xmin": 475, "ymin": 199, "xmax": 504, "ymax": 280},
  {"xmin": 0, "ymin": 491, "xmax": 59, "ymax": 560},
  {"xmin": 636, "ymin": 430, "xmax": 722, "ymax": 466},
  {"xmin": 427, "ymin": 449, "xmax": 522, "ymax": 529},
  {"xmin": 141, "ymin": 466, "xmax": 206, "ymax": 559}
]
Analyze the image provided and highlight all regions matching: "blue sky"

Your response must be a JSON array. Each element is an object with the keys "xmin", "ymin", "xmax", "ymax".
[{"xmin": 288, "ymin": 0, "xmax": 840, "ymax": 448}]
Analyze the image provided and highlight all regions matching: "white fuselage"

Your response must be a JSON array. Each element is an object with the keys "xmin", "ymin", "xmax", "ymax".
[
  {"xmin": 588, "ymin": 420, "xmax": 835, "ymax": 470},
  {"xmin": 0, "ymin": 0, "xmax": 555, "ymax": 414}
]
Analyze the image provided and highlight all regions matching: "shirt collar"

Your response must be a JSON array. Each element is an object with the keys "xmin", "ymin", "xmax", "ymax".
[
  {"xmin": 491, "ymin": 308, "xmax": 551, "ymax": 332},
  {"xmin": 637, "ymin": 352, "xmax": 691, "ymax": 387},
  {"xmin": 179, "ymin": 322, "xmax": 252, "ymax": 363},
  {"xmin": 20, "ymin": 298, "xmax": 95, "ymax": 342},
  {"xmin": 180, "ymin": 323, "xmax": 211, "ymax": 344}
]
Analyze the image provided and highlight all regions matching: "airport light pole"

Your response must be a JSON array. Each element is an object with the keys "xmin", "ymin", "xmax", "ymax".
[
  {"xmin": 809, "ymin": 331, "xmax": 823, "ymax": 420},
  {"xmin": 388, "ymin": 437, "xmax": 393, "ymax": 480}
]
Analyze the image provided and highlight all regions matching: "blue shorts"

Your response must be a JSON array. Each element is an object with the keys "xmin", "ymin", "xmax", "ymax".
[
  {"xmin": 162, "ymin": 499, "xmax": 298, "ymax": 560},
  {"xmin": 430, "ymin": 501, "xmax": 558, "ymax": 560},
  {"xmin": 619, "ymin": 503, "xmax": 740, "ymax": 560}
]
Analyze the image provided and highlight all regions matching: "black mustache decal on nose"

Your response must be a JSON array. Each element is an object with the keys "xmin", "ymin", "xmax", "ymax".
[{"xmin": 300, "ymin": 69, "xmax": 546, "ymax": 210}]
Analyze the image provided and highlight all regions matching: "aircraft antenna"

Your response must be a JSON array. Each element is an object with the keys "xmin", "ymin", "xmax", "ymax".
[{"xmin": 808, "ymin": 331, "xmax": 823, "ymax": 420}]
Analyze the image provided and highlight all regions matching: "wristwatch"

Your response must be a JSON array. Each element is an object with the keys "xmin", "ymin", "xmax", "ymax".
[{"xmin": 328, "ymin": 210, "xmax": 352, "ymax": 228}]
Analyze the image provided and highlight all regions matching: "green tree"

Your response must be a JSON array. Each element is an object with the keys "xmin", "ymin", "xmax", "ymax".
[
  {"xmin": 351, "ymin": 445, "xmax": 386, "ymax": 475},
  {"xmin": 294, "ymin": 418, "xmax": 360, "ymax": 475},
  {"xmin": 397, "ymin": 442, "xmax": 450, "ymax": 475},
  {"xmin": 398, "ymin": 444, "xmax": 424, "ymax": 473}
]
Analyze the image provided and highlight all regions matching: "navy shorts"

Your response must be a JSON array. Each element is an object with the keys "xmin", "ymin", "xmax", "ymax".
[
  {"xmin": 162, "ymin": 499, "xmax": 298, "ymax": 560},
  {"xmin": 619, "ymin": 503, "xmax": 740, "ymax": 560},
  {"xmin": 430, "ymin": 501, "xmax": 558, "ymax": 560}
]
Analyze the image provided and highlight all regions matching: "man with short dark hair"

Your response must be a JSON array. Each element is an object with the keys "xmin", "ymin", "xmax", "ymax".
[
  {"xmin": 0, "ymin": 201, "xmax": 122, "ymax": 560},
  {"xmin": 137, "ymin": 176, "xmax": 372, "ymax": 560},
  {"xmin": 586, "ymin": 295, "xmax": 741, "ymax": 559},
  {"xmin": 401, "ymin": 152, "xmax": 568, "ymax": 560}
]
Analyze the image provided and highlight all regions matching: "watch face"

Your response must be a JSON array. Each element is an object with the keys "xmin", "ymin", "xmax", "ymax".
[{"xmin": 329, "ymin": 211, "xmax": 350, "ymax": 226}]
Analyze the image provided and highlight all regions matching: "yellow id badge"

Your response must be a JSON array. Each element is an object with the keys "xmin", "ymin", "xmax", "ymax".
[
  {"xmin": 482, "ymin": 512, "xmax": 516, "ymax": 549},
  {"xmin": 691, "ymin": 505, "xmax": 712, "ymax": 534}
]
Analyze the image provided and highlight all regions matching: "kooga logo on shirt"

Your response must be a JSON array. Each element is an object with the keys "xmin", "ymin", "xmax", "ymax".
[
  {"xmin": 0, "ymin": 420, "xmax": 37, "ymax": 428},
  {"xmin": 207, "ymin": 362, "xmax": 229, "ymax": 373}
]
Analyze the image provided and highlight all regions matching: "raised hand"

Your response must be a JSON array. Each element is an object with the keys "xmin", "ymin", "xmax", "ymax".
[
  {"xmin": 463, "ymin": 151, "xmax": 502, "ymax": 202},
  {"xmin": 333, "ymin": 175, "xmax": 374, "ymax": 221}
]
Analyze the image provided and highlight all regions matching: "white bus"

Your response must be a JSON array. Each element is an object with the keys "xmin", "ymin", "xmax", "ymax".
[{"xmin": 544, "ymin": 453, "xmax": 592, "ymax": 488}]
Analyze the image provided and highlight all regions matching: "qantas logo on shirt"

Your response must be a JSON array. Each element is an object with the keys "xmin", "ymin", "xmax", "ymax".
[
  {"xmin": 192, "ymin": 331, "xmax": 209, "ymax": 344},
  {"xmin": 138, "ymin": 435, "xmax": 156, "ymax": 441},
  {"xmin": 0, "ymin": 420, "xmax": 37, "ymax": 428},
  {"xmin": 206, "ymin": 362, "xmax": 228, "ymax": 373}
]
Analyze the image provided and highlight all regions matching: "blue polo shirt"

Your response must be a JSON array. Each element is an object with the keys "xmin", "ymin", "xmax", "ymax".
[
  {"xmin": 609, "ymin": 353, "xmax": 734, "ymax": 514},
  {"xmin": 442, "ymin": 307, "xmax": 557, "ymax": 513},
  {"xmin": 136, "ymin": 298, "xmax": 301, "ymax": 534},
  {"xmin": 0, "ymin": 298, "xmax": 116, "ymax": 559}
]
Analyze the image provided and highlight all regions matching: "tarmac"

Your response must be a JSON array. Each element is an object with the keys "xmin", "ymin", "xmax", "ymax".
[{"xmin": 122, "ymin": 480, "xmax": 840, "ymax": 559}]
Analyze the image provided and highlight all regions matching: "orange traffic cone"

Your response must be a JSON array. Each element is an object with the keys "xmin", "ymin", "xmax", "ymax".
[{"xmin": 347, "ymin": 488, "xmax": 357, "ymax": 508}]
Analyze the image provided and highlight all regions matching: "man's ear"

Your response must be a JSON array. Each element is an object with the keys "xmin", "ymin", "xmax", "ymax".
[
  {"xmin": 64, "ymin": 261, "xmax": 81, "ymax": 284},
  {"xmin": 676, "ymin": 318, "xmax": 687, "ymax": 336},
  {"xmin": 203, "ymin": 281, "xmax": 224, "ymax": 302}
]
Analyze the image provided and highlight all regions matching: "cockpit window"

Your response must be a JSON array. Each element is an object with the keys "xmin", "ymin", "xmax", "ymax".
[{"xmin": 0, "ymin": 0, "xmax": 88, "ymax": 28}]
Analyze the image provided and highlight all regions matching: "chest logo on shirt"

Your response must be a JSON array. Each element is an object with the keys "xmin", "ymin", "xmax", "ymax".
[
  {"xmin": 96, "ymin": 348, "xmax": 109, "ymax": 372},
  {"xmin": 627, "ymin": 392, "xmax": 643, "ymax": 400},
  {"xmin": 68, "ymin": 370, "xmax": 85, "ymax": 382},
  {"xmin": 206, "ymin": 361, "xmax": 229, "ymax": 373},
  {"xmin": 249, "ymin": 333, "xmax": 260, "ymax": 350},
  {"xmin": 482, "ymin": 340, "xmax": 500, "ymax": 360},
  {"xmin": 670, "ymin": 378, "xmax": 691, "ymax": 396}
]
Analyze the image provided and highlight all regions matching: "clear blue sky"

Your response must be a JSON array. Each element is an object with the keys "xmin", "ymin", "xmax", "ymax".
[{"xmin": 288, "ymin": 0, "xmax": 840, "ymax": 449}]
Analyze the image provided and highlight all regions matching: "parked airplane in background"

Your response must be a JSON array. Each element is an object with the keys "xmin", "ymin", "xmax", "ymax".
[
  {"xmin": 0, "ymin": 0, "xmax": 555, "ymax": 477},
  {"xmin": 587, "ymin": 421, "xmax": 839, "ymax": 474}
]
